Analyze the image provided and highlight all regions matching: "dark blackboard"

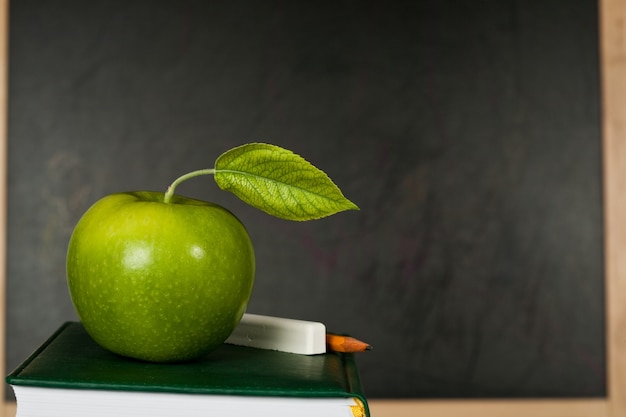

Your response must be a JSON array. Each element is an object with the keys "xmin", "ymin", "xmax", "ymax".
[{"xmin": 6, "ymin": 0, "xmax": 604, "ymax": 399}]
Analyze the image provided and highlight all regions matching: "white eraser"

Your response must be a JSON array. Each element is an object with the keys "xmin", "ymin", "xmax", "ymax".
[{"xmin": 225, "ymin": 313, "xmax": 327, "ymax": 355}]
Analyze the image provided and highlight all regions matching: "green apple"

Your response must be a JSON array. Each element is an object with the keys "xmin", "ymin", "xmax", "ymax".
[
  {"xmin": 66, "ymin": 191, "xmax": 255, "ymax": 362},
  {"xmin": 66, "ymin": 143, "xmax": 358, "ymax": 363}
]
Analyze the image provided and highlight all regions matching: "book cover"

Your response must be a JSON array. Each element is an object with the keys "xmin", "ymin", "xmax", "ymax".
[{"xmin": 7, "ymin": 322, "xmax": 369, "ymax": 417}]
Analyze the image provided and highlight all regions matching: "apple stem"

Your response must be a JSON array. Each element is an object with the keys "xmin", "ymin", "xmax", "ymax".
[{"xmin": 163, "ymin": 168, "xmax": 216, "ymax": 203}]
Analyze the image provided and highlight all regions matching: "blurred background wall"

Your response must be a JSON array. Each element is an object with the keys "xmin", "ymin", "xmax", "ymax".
[{"xmin": 6, "ymin": 0, "xmax": 604, "ymax": 399}]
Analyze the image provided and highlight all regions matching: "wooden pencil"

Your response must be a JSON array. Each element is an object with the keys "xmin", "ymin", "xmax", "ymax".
[{"xmin": 326, "ymin": 334, "xmax": 372, "ymax": 353}]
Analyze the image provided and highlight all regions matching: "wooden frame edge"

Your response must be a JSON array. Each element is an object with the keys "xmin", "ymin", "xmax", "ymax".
[
  {"xmin": 0, "ymin": 1, "xmax": 622, "ymax": 416},
  {"xmin": 599, "ymin": 0, "xmax": 626, "ymax": 416}
]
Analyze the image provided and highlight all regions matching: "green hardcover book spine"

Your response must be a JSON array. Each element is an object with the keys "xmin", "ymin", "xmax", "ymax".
[
  {"xmin": 340, "ymin": 352, "xmax": 370, "ymax": 417},
  {"xmin": 7, "ymin": 322, "xmax": 370, "ymax": 417}
]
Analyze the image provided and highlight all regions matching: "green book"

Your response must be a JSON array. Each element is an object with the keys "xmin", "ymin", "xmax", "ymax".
[{"xmin": 7, "ymin": 322, "xmax": 369, "ymax": 417}]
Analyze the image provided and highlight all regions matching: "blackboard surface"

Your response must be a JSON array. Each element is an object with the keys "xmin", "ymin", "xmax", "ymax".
[{"xmin": 6, "ymin": 0, "xmax": 604, "ymax": 399}]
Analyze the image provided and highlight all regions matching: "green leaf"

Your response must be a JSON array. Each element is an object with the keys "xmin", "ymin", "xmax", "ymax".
[{"xmin": 214, "ymin": 143, "xmax": 359, "ymax": 221}]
